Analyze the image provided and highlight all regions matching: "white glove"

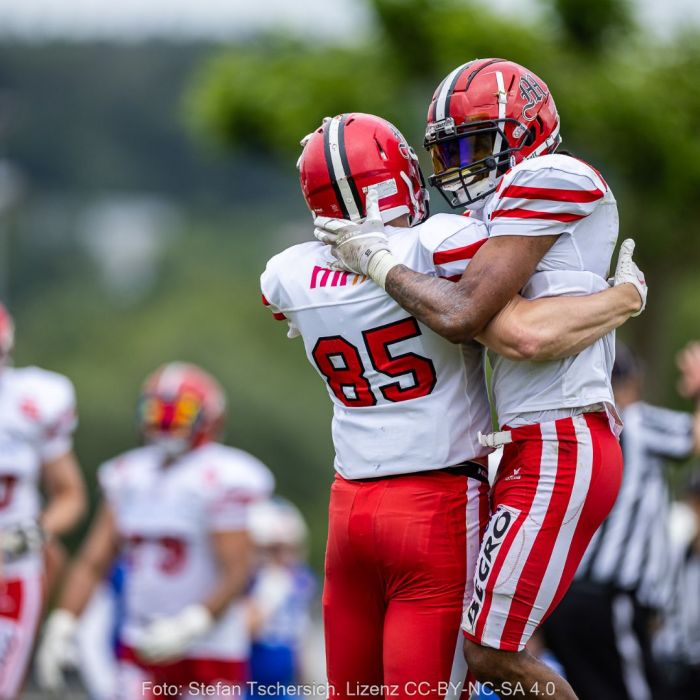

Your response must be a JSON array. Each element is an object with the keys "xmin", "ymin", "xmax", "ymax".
[
  {"xmin": 313, "ymin": 190, "xmax": 399, "ymax": 288},
  {"xmin": 134, "ymin": 604, "xmax": 214, "ymax": 663},
  {"xmin": 35, "ymin": 609, "xmax": 79, "ymax": 691},
  {"xmin": 612, "ymin": 238, "xmax": 647, "ymax": 316}
]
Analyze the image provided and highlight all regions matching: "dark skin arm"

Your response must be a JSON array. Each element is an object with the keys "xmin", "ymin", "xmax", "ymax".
[{"xmin": 385, "ymin": 234, "xmax": 559, "ymax": 344}]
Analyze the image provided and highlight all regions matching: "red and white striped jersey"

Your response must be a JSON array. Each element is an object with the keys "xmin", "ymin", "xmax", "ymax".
[
  {"xmin": 261, "ymin": 213, "xmax": 492, "ymax": 480},
  {"xmin": 99, "ymin": 443, "xmax": 274, "ymax": 660},
  {"xmin": 0, "ymin": 367, "xmax": 77, "ymax": 573},
  {"xmin": 483, "ymin": 153, "xmax": 618, "ymax": 428}
]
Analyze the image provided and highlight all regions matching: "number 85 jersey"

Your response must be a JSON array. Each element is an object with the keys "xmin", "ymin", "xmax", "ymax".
[{"xmin": 261, "ymin": 213, "xmax": 491, "ymax": 480}]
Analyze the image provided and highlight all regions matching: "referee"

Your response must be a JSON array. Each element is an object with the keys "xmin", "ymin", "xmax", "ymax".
[
  {"xmin": 654, "ymin": 473, "xmax": 700, "ymax": 700},
  {"xmin": 542, "ymin": 342, "xmax": 700, "ymax": 700}
]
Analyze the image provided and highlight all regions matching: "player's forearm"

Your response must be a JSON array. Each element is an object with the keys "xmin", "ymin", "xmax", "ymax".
[
  {"xmin": 40, "ymin": 451, "xmax": 87, "ymax": 538},
  {"xmin": 58, "ymin": 556, "xmax": 108, "ymax": 616},
  {"xmin": 385, "ymin": 265, "xmax": 485, "ymax": 343},
  {"xmin": 204, "ymin": 564, "xmax": 251, "ymax": 619},
  {"xmin": 40, "ymin": 489, "xmax": 86, "ymax": 539},
  {"xmin": 205, "ymin": 531, "xmax": 254, "ymax": 619},
  {"xmin": 530, "ymin": 284, "xmax": 640, "ymax": 360},
  {"xmin": 479, "ymin": 284, "xmax": 640, "ymax": 361}
]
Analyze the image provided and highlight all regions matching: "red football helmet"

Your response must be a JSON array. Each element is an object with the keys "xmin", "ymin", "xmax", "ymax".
[
  {"xmin": 424, "ymin": 58, "xmax": 561, "ymax": 209},
  {"xmin": 0, "ymin": 303, "xmax": 14, "ymax": 367},
  {"xmin": 137, "ymin": 362, "xmax": 226, "ymax": 455},
  {"xmin": 298, "ymin": 113, "xmax": 429, "ymax": 226}
]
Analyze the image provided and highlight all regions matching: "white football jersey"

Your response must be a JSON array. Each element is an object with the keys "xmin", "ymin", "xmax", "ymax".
[
  {"xmin": 99, "ymin": 442, "xmax": 274, "ymax": 660},
  {"xmin": 481, "ymin": 153, "xmax": 619, "ymax": 428},
  {"xmin": 261, "ymin": 213, "xmax": 492, "ymax": 480},
  {"xmin": 0, "ymin": 366, "xmax": 77, "ymax": 573}
]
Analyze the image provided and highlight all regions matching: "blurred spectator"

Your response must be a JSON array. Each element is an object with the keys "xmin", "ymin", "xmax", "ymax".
[
  {"xmin": 247, "ymin": 497, "xmax": 317, "ymax": 696},
  {"xmin": 543, "ymin": 342, "xmax": 700, "ymax": 700}
]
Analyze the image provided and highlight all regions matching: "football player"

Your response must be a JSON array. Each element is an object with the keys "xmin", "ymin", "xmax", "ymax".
[
  {"xmin": 264, "ymin": 112, "xmax": 643, "ymax": 697},
  {"xmin": 36, "ymin": 362, "xmax": 274, "ymax": 699},
  {"xmin": 313, "ymin": 61, "xmax": 647, "ymax": 699},
  {"xmin": 0, "ymin": 302, "xmax": 86, "ymax": 699},
  {"xmin": 247, "ymin": 498, "xmax": 317, "ymax": 694}
]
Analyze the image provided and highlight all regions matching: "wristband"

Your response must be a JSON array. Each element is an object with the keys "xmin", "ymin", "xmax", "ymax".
[{"xmin": 367, "ymin": 250, "xmax": 399, "ymax": 289}]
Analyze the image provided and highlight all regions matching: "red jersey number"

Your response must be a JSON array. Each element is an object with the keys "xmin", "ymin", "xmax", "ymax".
[
  {"xmin": 0, "ymin": 475, "xmax": 18, "ymax": 510},
  {"xmin": 312, "ymin": 317, "xmax": 437, "ymax": 407}
]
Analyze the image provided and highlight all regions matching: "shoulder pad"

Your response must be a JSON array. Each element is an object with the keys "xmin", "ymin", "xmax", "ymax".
[{"xmin": 417, "ymin": 213, "xmax": 488, "ymax": 255}]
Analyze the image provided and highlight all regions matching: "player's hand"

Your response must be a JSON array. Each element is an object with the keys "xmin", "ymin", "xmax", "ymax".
[
  {"xmin": 35, "ymin": 609, "xmax": 79, "ymax": 691},
  {"xmin": 677, "ymin": 341, "xmax": 700, "ymax": 401},
  {"xmin": 134, "ymin": 604, "xmax": 213, "ymax": 663},
  {"xmin": 612, "ymin": 239, "xmax": 647, "ymax": 316},
  {"xmin": 313, "ymin": 191, "xmax": 396, "ymax": 285}
]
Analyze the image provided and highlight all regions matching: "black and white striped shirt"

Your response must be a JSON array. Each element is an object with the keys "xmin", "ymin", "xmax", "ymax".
[
  {"xmin": 577, "ymin": 401, "xmax": 694, "ymax": 609},
  {"xmin": 655, "ymin": 540, "xmax": 700, "ymax": 665}
]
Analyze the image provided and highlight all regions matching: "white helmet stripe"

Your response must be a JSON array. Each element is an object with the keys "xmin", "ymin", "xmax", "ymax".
[
  {"xmin": 327, "ymin": 115, "xmax": 362, "ymax": 222},
  {"xmin": 435, "ymin": 62, "xmax": 471, "ymax": 122},
  {"xmin": 491, "ymin": 70, "xmax": 507, "ymax": 178}
]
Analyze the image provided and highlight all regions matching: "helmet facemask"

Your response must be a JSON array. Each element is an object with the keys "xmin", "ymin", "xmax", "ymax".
[
  {"xmin": 426, "ymin": 119, "xmax": 525, "ymax": 209},
  {"xmin": 137, "ymin": 391, "xmax": 206, "ymax": 458}
]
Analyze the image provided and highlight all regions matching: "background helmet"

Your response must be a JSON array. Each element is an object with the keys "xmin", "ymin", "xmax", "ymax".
[
  {"xmin": 299, "ymin": 112, "xmax": 429, "ymax": 226},
  {"xmin": 248, "ymin": 497, "xmax": 308, "ymax": 550},
  {"xmin": 137, "ymin": 361, "xmax": 226, "ymax": 455},
  {"xmin": 425, "ymin": 58, "xmax": 561, "ymax": 209},
  {"xmin": 0, "ymin": 303, "xmax": 14, "ymax": 368}
]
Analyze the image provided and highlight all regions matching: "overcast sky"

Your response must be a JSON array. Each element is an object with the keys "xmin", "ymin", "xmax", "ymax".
[{"xmin": 0, "ymin": 0, "xmax": 697, "ymax": 41}]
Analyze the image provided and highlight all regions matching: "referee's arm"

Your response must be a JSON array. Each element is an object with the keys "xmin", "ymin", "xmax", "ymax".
[{"xmin": 677, "ymin": 341, "xmax": 700, "ymax": 455}]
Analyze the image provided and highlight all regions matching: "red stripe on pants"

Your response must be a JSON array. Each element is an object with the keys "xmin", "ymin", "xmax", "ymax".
[
  {"xmin": 499, "ymin": 418, "xmax": 579, "ymax": 647},
  {"xmin": 464, "ymin": 412, "xmax": 622, "ymax": 652}
]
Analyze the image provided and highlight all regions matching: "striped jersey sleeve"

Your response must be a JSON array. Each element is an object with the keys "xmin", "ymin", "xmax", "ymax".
[
  {"xmin": 418, "ymin": 213, "xmax": 489, "ymax": 280},
  {"xmin": 639, "ymin": 403, "xmax": 694, "ymax": 460},
  {"xmin": 488, "ymin": 155, "xmax": 608, "ymax": 238}
]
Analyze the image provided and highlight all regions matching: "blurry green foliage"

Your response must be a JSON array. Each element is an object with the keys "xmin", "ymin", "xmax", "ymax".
[{"xmin": 187, "ymin": 0, "xmax": 700, "ymax": 393}]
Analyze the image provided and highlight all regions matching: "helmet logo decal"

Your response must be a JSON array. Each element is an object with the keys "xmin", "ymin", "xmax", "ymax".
[
  {"xmin": 519, "ymin": 74, "xmax": 547, "ymax": 121},
  {"xmin": 364, "ymin": 179, "xmax": 398, "ymax": 200}
]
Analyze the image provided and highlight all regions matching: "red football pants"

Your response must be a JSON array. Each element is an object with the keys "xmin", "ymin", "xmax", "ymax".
[
  {"xmin": 323, "ymin": 469, "xmax": 489, "ymax": 698},
  {"xmin": 463, "ymin": 412, "xmax": 623, "ymax": 652},
  {"xmin": 118, "ymin": 645, "xmax": 247, "ymax": 699}
]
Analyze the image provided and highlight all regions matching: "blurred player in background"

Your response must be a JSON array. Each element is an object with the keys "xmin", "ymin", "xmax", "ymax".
[
  {"xmin": 0, "ymin": 301, "xmax": 86, "ymax": 699},
  {"xmin": 247, "ymin": 497, "xmax": 317, "ymax": 696},
  {"xmin": 264, "ymin": 112, "xmax": 644, "ymax": 697},
  {"xmin": 314, "ymin": 60, "xmax": 648, "ymax": 699},
  {"xmin": 543, "ymin": 341, "xmax": 700, "ymax": 700},
  {"xmin": 655, "ymin": 470, "xmax": 700, "ymax": 700},
  {"xmin": 35, "ymin": 361, "xmax": 274, "ymax": 699}
]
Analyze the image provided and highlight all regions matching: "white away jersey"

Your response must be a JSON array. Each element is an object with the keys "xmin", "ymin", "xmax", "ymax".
[
  {"xmin": 261, "ymin": 213, "xmax": 492, "ymax": 479},
  {"xmin": 99, "ymin": 443, "xmax": 274, "ymax": 659},
  {"xmin": 483, "ymin": 153, "xmax": 618, "ymax": 427},
  {"xmin": 0, "ymin": 366, "xmax": 77, "ymax": 536}
]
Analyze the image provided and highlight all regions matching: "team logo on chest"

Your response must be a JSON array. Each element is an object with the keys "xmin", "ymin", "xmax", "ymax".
[
  {"xmin": 519, "ymin": 74, "xmax": 547, "ymax": 121},
  {"xmin": 310, "ymin": 265, "xmax": 367, "ymax": 289}
]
